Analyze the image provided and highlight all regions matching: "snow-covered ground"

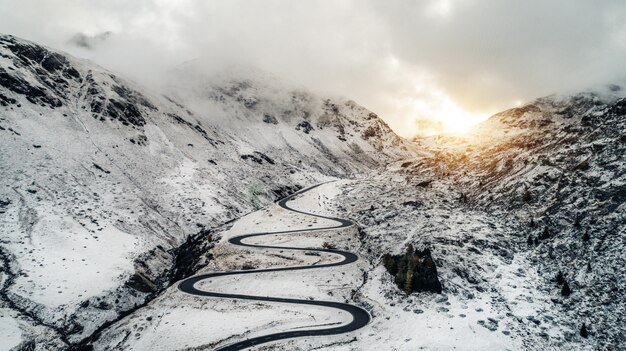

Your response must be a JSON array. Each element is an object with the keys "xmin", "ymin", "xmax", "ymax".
[
  {"xmin": 5, "ymin": 212, "xmax": 137, "ymax": 308},
  {"xmin": 0, "ymin": 312, "xmax": 22, "ymax": 350},
  {"xmin": 94, "ymin": 89, "xmax": 625, "ymax": 350},
  {"xmin": 1, "ymin": 33, "xmax": 623, "ymax": 351},
  {"xmin": 329, "ymin": 91, "xmax": 624, "ymax": 350},
  {"xmin": 93, "ymin": 179, "xmax": 535, "ymax": 351},
  {"xmin": 0, "ymin": 34, "xmax": 414, "ymax": 349},
  {"xmin": 93, "ymin": 182, "xmax": 367, "ymax": 350}
]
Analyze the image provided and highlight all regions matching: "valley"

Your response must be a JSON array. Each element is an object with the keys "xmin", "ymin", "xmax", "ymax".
[{"xmin": 0, "ymin": 33, "xmax": 624, "ymax": 351}]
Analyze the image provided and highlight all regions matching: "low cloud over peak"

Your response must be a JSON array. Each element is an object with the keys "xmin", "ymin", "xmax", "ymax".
[{"xmin": 2, "ymin": 0, "xmax": 625, "ymax": 137}]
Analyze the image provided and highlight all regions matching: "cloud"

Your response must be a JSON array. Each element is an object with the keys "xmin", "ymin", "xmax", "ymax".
[
  {"xmin": 68, "ymin": 32, "xmax": 112, "ymax": 49},
  {"xmin": 369, "ymin": 0, "xmax": 626, "ymax": 112},
  {"xmin": 1, "ymin": 0, "xmax": 625, "ymax": 136}
]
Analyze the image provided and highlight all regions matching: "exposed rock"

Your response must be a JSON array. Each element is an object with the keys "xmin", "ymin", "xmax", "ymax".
[
  {"xmin": 296, "ymin": 120, "xmax": 314, "ymax": 134},
  {"xmin": 262, "ymin": 114, "xmax": 278, "ymax": 124},
  {"xmin": 382, "ymin": 245, "xmax": 442, "ymax": 294}
]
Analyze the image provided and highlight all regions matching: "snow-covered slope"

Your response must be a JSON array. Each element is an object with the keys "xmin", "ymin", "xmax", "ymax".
[
  {"xmin": 90, "ymin": 89, "xmax": 625, "ymax": 351},
  {"xmin": 0, "ymin": 34, "xmax": 415, "ymax": 349},
  {"xmin": 335, "ymin": 89, "xmax": 625, "ymax": 350},
  {"xmin": 4, "ymin": 32, "xmax": 622, "ymax": 351}
]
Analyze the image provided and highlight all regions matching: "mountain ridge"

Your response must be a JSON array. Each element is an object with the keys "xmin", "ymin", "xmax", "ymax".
[{"xmin": 0, "ymin": 34, "xmax": 414, "ymax": 349}]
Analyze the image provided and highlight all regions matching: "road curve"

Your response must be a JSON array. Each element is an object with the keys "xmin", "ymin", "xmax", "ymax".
[{"xmin": 178, "ymin": 183, "xmax": 371, "ymax": 350}]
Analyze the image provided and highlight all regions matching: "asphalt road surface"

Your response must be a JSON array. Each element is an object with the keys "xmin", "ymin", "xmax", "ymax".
[{"xmin": 178, "ymin": 183, "xmax": 371, "ymax": 350}]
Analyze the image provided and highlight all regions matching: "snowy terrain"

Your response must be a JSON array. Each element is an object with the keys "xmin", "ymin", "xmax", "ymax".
[
  {"xmin": 1, "ymin": 33, "xmax": 624, "ymax": 351},
  {"xmin": 95, "ymin": 88, "xmax": 624, "ymax": 351},
  {"xmin": 0, "ymin": 34, "xmax": 414, "ymax": 349},
  {"xmin": 332, "ymin": 89, "xmax": 625, "ymax": 350},
  {"xmin": 92, "ymin": 184, "xmax": 366, "ymax": 350},
  {"xmin": 94, "ymin": 182, "xmax": 520, "ymax": 351}
]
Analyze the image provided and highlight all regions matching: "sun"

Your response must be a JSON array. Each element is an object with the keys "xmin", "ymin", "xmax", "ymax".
[
  {"xmin": 412, "ymin": 92, "xmax": 491, "ymax": 136},
  {"xmin": 432, "ymin": 105, "xmax": 489, "ymax": 135}
]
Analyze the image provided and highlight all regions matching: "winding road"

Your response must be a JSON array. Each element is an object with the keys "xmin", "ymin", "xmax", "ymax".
[{"xmin": 178, "ymin": 183, "xmax": 371, "ymax": 350}]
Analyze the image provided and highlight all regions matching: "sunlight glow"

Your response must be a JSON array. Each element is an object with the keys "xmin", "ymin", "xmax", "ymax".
[
  {"xmin": 380, "ymin": 55, "xmax": 491, "ymax": 137},
  {"xmin": 411, "ymin": 90, "xmax": 491, "ymax": 136}
]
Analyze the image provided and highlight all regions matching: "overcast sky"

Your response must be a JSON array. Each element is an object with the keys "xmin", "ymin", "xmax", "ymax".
[{"xmin": 1, "ymin": 0, "xmax": 625, "ymax": 136}]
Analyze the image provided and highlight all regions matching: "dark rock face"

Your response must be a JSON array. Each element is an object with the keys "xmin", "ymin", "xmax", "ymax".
[
  {"xmin": 0, "ymin": 92, "xmax": 17, "ymax": 106},
  {"xmin": 167, "ymin": 113, "xmax": 224, "ymax": 147},
  {"xmin": 0, "ymin": 34, "xmax": 161, "ymax": 129},
  {"xmin": 240, "ymin": 151, "xmax": 275, "ymax": 165},
  {"xmin": 362, "ymin": 125, "xmax": 382, "ymax": 140},
  {"xmin": 83, "ymin": 72, "xmax": 156, "ymax": 128},
  {"xmin": 104, "ymin": 99, "xmax": 145, "ymax": 127},
  {"xmin": 0, "ymin": 199, "xmax": 10, "ymax": 214},
  {"xmin": 0, "ymin": 35, "xmax": 79, "ymax": 108},
  {"xmin": 263, "ymin": 114, "xmax": 278, "ymax": 124},
  {"xmin": 169, "ymin": 228, "xmax": 216, "ymax": 282},
  {"xmin": 92, "ymin": 163, "xmax": 110, "ymax": 174},
  {"xmin": 0, "ymin": 67, "xmax": 62, "ymax": 108},
  {"xmin": 271, "ymin": 184, "xmax": 303, "ymax": 199},
  {"xmin": 296, "ymin": 120, "xmax": 314, "ymax": 134},
  {"xmin": 382, "ymin": 245, "xmax": 442, "ymax": 294},
  {"xmin": 125, "ymin": 273, "xmax": 156, "ymax": 293},
  {"xmin": 4, "ymin": 37, "xmax": 80, "ymax": 81}
]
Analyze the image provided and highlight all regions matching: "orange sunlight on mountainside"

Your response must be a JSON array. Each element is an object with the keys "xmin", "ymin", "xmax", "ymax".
[{"xmin": 411, "ymin": 93, "xmax": 493, "ymax": 136}]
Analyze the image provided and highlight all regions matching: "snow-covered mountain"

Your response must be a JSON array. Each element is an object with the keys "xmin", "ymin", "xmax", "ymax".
[
  {"xmin": 335, "ymin": 89, "xmax": 625, "ymax": 350},
  {"xmin": 0, "ymin": 34, "xmax": 415, "ymax": 349},
  {"xmin": 2, "ymin": 32, "xmax": 623, "ymax": 351},
  {"xmin": 88, "ymin": 88, "xmax": 624, "ymax": 351}
]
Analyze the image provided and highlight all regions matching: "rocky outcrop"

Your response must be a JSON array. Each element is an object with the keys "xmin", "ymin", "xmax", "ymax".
[{"xmin": 382, "ymin": 245, "xmax": 442, "ymax": 294}]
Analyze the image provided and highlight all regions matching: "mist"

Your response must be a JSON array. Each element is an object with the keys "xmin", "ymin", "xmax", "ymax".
[{"xmin": 1, "ymin": 0, "xmax": 625, "ymax": 136}]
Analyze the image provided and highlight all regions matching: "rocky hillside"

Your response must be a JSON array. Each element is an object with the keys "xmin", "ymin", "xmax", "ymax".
[
  {"xmin": 441, "ymin": 90, "xmax": 625, "ymax": 349},
  {"xmin": 332, "ymin": 88, "xmax": 625, "ymax": 350},
  {"xmin": 0, "ymin": 34, "xmax": 415, "ymax": 349}
]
